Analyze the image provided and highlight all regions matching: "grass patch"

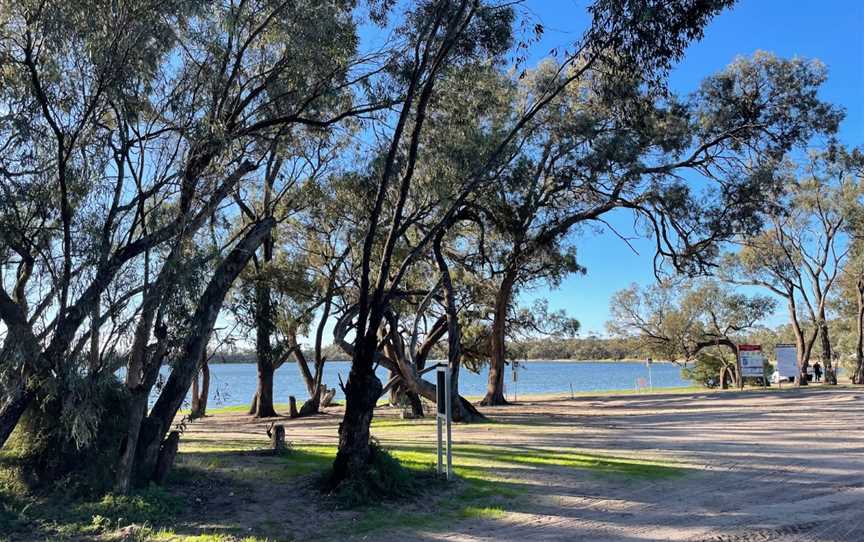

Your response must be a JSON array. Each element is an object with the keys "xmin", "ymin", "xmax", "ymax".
[
  {"xmin": 148, "ymin": 532, "xmax": 274, "ymax": 542},
  {"xmin": 180, "ymin": 403, "xmax": 291, "ymax": 416},
  {"xmin": 312, "ymin": 439, "xmax": 684, "ymax": 538},
  {"xmin": 458, "ymin": 505, "xmax": 506, "ymax": 520},
  {"xmin": 327, "ymin": 443, "xmax": 436, "ymax": 509},
  {"xmin": 0, "ymin": 482, "xmax": 184, "ymax": 540},
  {"xmin": 385, "ymin": 443, "xmax": 685, "ymax": 480},
  {"xmin": 278, "ymin": 446, "xmax": 336, "ymax": 478}
]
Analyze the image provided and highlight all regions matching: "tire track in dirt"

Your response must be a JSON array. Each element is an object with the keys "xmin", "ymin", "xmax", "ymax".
[{"xmin": 396, "ymin": 388, "xmax": 864, "ymax": 542}]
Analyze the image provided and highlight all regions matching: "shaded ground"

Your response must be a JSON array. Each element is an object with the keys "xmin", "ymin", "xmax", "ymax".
[{"xmin": 2, "ymin": 385, "xmax": 862, "ymax": 541}]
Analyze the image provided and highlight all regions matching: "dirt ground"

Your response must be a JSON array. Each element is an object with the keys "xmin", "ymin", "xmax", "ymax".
[{"xmin": 180, "ymin": 385, "xmax": 864, "ymax": 542}]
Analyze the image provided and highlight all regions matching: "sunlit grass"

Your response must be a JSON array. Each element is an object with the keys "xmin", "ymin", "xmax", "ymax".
[
  {"xmin": 2, "ymin": 393, "xmax": 688, "ymax": 541},
  {"xmin": 148, "ymin": 531, "xmax": 274, "ymax": 542}
]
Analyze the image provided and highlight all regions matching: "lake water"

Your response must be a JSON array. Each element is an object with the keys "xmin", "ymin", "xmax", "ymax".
[{"xmin": 165, "ymin": 361, "xmax": 691, "ymax": 409}]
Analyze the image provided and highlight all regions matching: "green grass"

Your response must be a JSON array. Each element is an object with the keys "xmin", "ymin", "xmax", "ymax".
[
  {"xmin": 0, "ymin": 481, "xmax": 184, "ymax": 540},
  {"xmin": 0, "ymin": 394, "xmax": 689, "ymax": 542},
  {"xmin": 263, "ymin": 439, "xmax": 682, "ymax": 539},
  {"xmin": 147, "ymin": 532, "xmax": 274, "ymax": 542}
]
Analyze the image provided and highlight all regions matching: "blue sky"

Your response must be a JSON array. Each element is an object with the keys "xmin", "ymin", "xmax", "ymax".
[{"xmin": 517, "ymin": 0, "xmax": 864, "ymax": 336}]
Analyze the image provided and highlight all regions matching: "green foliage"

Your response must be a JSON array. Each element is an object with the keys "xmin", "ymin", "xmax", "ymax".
[
  {"xmin": 77, "ymin": 486, "xmax": 182, "ymax": 528},
  {"xmin": 326, "ymin": 442, "xmax": 436, "ymax": 509},
  {"xmin": 682, "ymin": 353, "xmax": 726, "ymax": 388},
  {"xmin": 0, "ymin": 479, "xmax": 182, "ymax": 539},
  {"xmin": 6, "ymin": 376, "xmax": 131, "ymax": 495},
  {"xmin": 608, "ymin": 279, "xmax": 774, "ymax": 363}
]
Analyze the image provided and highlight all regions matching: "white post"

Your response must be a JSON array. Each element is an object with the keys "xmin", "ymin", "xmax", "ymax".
[
  {"xmin": 444, "ymin": 365, "xmax": 452, "ymax": 481},
  {"xmin": 647, "ymin": 358, "xmax": 653, "ymax": 391},
  {"xmin": 436, "ymin": 412, "xmax": 443, "ymax": 475}
]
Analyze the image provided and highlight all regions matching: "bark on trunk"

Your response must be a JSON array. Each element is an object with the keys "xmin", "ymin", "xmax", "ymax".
[
  {"xmin": 292, "ymin": 340, "xmax": 317, "ymax": 398},
  {"xmin": 387, "ymin": 370, "xmax": 402, "ymax": 406},
  {"xmin": 190, "ymin": 358, "xmax": 210, "ymax": 419},
  {"xmin": 818, "ymin": 314, "xmax": 836, "ymax": 385},
  {"xmin": 114, "ymin": 333, "xmax": 167, "ymax": 493},
  {"xmin": 298, "ymin": 386, "xmax": 322, "ymax": 417},
  {"xmin": 89, "ymin": 295, "xmax": 100, "ymax": 374},
  {"xmin": 0, "ymin": 299, "xmax": 44, "ymax": 449},
  {"xmin": 250, "ymin": 362, "xmax": 277, "ymax": 418},
  {"xmin": 114, "ymin": 390, "xmax": 149, "ymax": 493},
  {"xmin": 482, "ymin": 270, "xmax": 516, "ymax": 406},
  {"xmin": 330, "ymin": 345, "xmax": 382, "ymax": 487},
  {"xmin": 137, "ymin": 219, "xmax": 274, "ymax": 478},
  {"xmin": 152, "ymin": 431, "xmax": 180, "ymax": 485},
  {"xmin": 0, "ymin": 389, "xmax": 32, "ymax": 448},
  {"xmin": 251, "ymin": 275, "xmax": 278, "ymax": 418},
  {"xmin": 854, "ymin": 281, "xmax": 864, "ymax": 385},
  {"xmin": 789, "ymin": 300, "xmax": 817, "ymax": 386}
]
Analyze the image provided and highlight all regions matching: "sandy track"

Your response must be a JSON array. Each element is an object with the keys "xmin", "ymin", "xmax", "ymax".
[{"xmin": 185, "ymin": 386, "xmax": 864, "ymax": 542}]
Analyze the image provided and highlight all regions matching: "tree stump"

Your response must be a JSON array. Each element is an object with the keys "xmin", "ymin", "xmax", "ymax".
[
  {"xmin": 269, "ymin": 424, "xmax": 287, "ymax": 452},
  {"xmin": 320, "ymin": 388, "xmax": 336, "ymax": 408},
  {"xmin": 289, "ymin": 396, "xmax": 299, "ymax": 418},
  {"xmin": 152, "ymin": 431, "xmax": 180, "ymax": 485},
  {"xmin": 298, "ymin": 392, "xmax": 320, "ymax": 417}
]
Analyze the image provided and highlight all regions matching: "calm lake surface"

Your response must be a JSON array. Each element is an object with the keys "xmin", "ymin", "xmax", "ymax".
[{"xmin": 166, "ymin": 361, "xmax": 691, "ymax": 409}]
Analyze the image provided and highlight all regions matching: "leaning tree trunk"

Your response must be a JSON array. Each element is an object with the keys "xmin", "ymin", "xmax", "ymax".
[
  {"xmin": 0, "ymin": 304, "xmax": 43, "ymax": 449},
  {"xmin": 135, "ymin": 219, "xmax": 275, "ymax": 482},
  {"xmin": 482, "ymin": 270, "xmax": 516, "ymax": 406},
  {"xmin": 382, "ymin": 341, "xmax": 424, "ymax": 418},
  {"xmin": 0, "ymin": 388, "xmax": 32, "ymax": 448},
  {"xmin": 330, "ymin": 341, "xmax": 382, "ymax": 487},
  {"xmin": 387, "ymin": 369, "xmax": 403, "ymax": 406}
]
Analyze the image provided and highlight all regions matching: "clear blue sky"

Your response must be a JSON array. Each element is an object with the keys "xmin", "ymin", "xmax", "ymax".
[{"xmin": 517, "ymin": 0, "xmax": 864, "ymax": 336}]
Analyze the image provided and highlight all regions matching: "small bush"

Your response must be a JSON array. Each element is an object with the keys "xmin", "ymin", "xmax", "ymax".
[
  {"xmin": 682, "ymin": 353, "xmax": 727, "ymax": 388},
  {"xmin": 327, "ymin": 442, "xmax": 437, "ymax": 509}
]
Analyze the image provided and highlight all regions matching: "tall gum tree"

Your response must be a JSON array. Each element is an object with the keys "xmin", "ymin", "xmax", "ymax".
[
  {"xmin": 723, "ymin": 148, "xmax": 860, "ymax": 385},
  {"xmin": 0, "ymin": 0, "xmax": 384, "ymax": 493},
  {"xmin": 328, "ymin": 0, "xmax": 758, "ymax": 486},
  {"xmin": 608, "ymin": 280, "xmax": 775, "ymax": 387},
  {"xmin": 474, "ymin": 51, "xmax": 843, "ymax": 404}
]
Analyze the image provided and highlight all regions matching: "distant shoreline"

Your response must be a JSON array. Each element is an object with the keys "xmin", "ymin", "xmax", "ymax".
[{"xmin": 209, "ymin": 358, "xmax": 673, "ymax": 365}]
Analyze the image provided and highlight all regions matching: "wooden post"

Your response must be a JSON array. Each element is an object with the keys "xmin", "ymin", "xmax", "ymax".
[
  {"xmin": 269, "ymin": 424, "xmax": 287, "ymax": 452},
  {"xmin": 152, "ymin": 431, "xmax": 180, "ymax": 484}
]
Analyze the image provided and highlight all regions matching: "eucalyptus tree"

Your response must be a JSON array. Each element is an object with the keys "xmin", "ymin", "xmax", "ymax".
[
  {"xmin": 723, "ymin": 148, "xmax": 860, "ymax": 385},
  {"xmin": 472, "ymin": 51, "xmax": 843, "ymax": 404},
  {"xmin": 231, "ymin": 189, "xmax": 352, "ymax": 418},
  {"xmin": 834, "ymin": 155, "xmax": 864, "ymax": 383},
  {"xmin": 845, "ymin": 242, "xmax": 864, "ymax": 384},
  {"xmin": 327, "ymin": 0, "xmax": 757, "ymax": 487},
  {"xmin": 0, "ymin": 0, "xmax": 384, "ymax": 492},
  {"xmin": 609, "ymin": 280, "xmax": 774, "ymax": 387},
  {"xmin": 228, "ymin": 132, "xmax": 345, "ymax": 418}
]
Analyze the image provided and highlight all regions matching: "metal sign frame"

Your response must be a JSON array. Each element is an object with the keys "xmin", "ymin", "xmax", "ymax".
[{"xmin": 436, "ymin": 364, "xmax": 452, "ymax": 480}]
